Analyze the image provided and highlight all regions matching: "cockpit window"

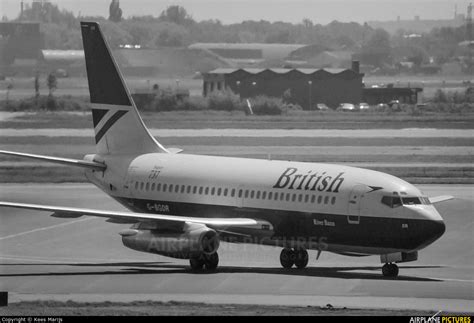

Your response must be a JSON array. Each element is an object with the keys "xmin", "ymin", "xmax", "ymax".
[
  {"xmin": 381, "ymin": 196, "xmax": 402, "ymax": 208},
  {"xmin": 382, "ymin": 195, "xmax": 431, "ymax": 207},
  {"xmin": 401, "ymin": 197, "xmax": 421, "ymax": 205},
  {"xmin": 420, "ymin": 197, "xmax": 432, "ymax": 205}
]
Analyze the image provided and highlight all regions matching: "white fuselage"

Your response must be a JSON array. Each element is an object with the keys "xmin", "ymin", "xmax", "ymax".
[{"xmin": 85, "ymin": 153, "xmax": 446, "ymax": 256}]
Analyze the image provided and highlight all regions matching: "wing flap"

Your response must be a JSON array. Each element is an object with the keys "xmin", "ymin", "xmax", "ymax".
[{"xmin": 0, "ymin": 201, "xmax": 259, "ymax": 229}]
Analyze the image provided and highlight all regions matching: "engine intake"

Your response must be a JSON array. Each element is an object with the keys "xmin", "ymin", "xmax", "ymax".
[{"xmin": 120, "ymin": 222, "xmax": 219, "ymax": 259}]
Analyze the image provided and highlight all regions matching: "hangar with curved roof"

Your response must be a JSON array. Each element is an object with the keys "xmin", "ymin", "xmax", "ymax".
[{"xmin": 203, "ymin": 62, "xmax": 363, "ymax": 109}]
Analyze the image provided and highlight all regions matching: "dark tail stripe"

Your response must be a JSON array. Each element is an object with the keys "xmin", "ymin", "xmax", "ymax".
[
  {"xmin": 92, "ymin": 108, "xmax": 109, "ymax": 128},
  {"xmin": 95, "ymin": 110, "xmax": 128, "ymax": 143}
]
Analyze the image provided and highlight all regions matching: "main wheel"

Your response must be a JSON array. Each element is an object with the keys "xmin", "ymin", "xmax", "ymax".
[
  {"xmin": 294, "ymin": 249, "xmax": 309, "ymax": 269},
  {"xmin": 190, "ymin": 255, "xmax": 205, "ymax": 271},
  {"xmin": 203, "ymin": 252, "xmax": 219, "ymax": 270},
  {"xmin": 280, "ymin": 248, "xmax": 295, "ymax": 269},
  {"xmin": 382, "ymin": 263, "xmax": 399, "ymax": 277}
]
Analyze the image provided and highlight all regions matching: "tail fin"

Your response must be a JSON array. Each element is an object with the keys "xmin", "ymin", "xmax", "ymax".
[{"xmin": 80, "ymin": 21, "xmax": 168, "ymax": 155}]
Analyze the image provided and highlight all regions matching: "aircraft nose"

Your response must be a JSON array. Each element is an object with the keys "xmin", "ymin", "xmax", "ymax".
[{"xmin": 431, "ymin": 219, "xmax": 446, "ymax": 240}]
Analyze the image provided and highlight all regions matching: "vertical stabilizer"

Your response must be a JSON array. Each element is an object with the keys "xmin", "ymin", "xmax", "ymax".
[{"xmin": 80, "ymin": 21, "xmax": 168, "ymax": 155}]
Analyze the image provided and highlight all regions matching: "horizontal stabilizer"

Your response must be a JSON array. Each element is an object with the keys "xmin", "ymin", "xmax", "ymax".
[{"xmin": 0, "ymin": 150, "xmax": 106, "ymax": 171}]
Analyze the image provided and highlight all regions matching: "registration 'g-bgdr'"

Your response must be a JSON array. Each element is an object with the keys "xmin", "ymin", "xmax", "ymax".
[{"xmin": 0, "ymin": 22, "xmax": 451, "ymax": 277}]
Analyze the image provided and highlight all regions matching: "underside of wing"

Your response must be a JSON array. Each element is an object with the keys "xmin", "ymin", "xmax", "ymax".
[{"xmin": 0, "ymin": 201, "xmax": 267, "ymax": 230}]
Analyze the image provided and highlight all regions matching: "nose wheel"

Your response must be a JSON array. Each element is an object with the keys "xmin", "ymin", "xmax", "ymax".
[
  {"xmin": 280, "ymin": 248, "xmax": 309, "ymax": 269},
  {"xmin": 382, "ymin": 263, "xmax": 399, "ymax": 277}
]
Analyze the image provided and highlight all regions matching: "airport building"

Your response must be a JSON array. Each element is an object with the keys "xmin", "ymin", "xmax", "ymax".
[
  {"xmin": 362, "ymin": 86, "xmax": 423, "ymax": 105},
  {"xmin": 202, "ymin": 61, "xmax": 364, "ymax": 109}
]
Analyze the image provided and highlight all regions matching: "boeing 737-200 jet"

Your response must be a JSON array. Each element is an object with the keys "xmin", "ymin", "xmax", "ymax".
[{"xmin": 0, "ymin": 22, "xmax": 452, "ymax": 277}]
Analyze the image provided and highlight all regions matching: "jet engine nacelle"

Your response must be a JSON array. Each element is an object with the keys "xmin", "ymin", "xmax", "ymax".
[{"xmin": 120, "ymin": 222, "xmax": 220, "ymax": 259}]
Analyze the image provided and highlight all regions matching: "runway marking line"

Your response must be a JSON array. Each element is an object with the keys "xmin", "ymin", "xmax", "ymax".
[{"xmin": 0, "ymin": 217, "xmax": 93, "ymax": 241}]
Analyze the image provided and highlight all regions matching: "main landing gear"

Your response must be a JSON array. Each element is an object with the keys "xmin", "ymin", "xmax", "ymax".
[
  {"xmin": 189, "ymin": 252, "xmax": 219, "ymax": 271},
  {"xmin": 382, "ymin": 263, "xmax": 399, "ymax": 277},
  {"xmin": 280, "ymin": 248, "xmax": 309, "ymax": 269}
]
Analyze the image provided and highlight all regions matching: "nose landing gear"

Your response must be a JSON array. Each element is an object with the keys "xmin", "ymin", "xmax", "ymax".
[
  {"xmin": 280, "ymin": 248, "xmax": 309, "ymax": 269},
  {"xmin": 382, "ymin": 263, "xmax": 399, "ymax": 277}
]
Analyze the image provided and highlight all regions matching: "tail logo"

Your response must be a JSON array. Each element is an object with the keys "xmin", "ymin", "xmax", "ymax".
[{"xmin": 92, "ymin": 108, "xmax": 129, "ymax": 143}]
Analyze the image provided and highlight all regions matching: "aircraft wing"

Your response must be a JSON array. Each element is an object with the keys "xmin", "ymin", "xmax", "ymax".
[
  {"xmin": 0, "ymin": 201, "xmax": 262, "ymax": 229},
  {"xmin": 429, "ymin": 195, "xmax": 454, "ymax": 204}
]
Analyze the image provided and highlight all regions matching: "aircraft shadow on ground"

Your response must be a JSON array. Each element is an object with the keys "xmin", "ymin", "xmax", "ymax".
[{"xmin": 0, "ymin": 262, "xmax": 444, "ymax": 282}]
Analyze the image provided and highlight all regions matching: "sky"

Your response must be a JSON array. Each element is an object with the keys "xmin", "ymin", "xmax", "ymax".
[{"xmin": 1, "ymin": 0, "xmax": 471, "ymax": 24}]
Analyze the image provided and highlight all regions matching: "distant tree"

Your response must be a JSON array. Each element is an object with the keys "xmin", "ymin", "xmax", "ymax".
[
  {"xmin": 154, "ymin": 23, "xmax": 189, "ymax": 47},
  {"xmin": 159, "ymin": 6, "xmax": 193, "ymax": 26},
  {"xmin": 109, "ymin": 0, "xmax": 123, "ymax": 23},
  {"xmin": 361, "ymin": 28, "xmax": 392, "ymax": 66},
  {"xmin": 47, "ymin": 73, "xmax": 57, "ymax": 97},
  {"xmin": 302, "ymin": 18, "xmax": 313, "ymax": 28}
]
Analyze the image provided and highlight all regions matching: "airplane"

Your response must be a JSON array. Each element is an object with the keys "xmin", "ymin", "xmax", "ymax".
[{"xmin": 0, "ymin": 22, "xmax": 452, "ymax": 277}]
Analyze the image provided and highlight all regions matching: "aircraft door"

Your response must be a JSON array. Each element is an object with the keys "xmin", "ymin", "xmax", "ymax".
[
  {"xmin": 347, "ymin": 184, "xmax": 366, "ymax": 224},
  {"xmin": 125, "ymin": 165, "xmax": 139, "ymax": 198}
]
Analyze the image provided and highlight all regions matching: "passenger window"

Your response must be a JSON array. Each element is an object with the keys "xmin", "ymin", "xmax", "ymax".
[
  {"xmin": 331, "ymin": 196, "xmax": 336, "ymax": 205},
  {"xmin": 205, "ymin": 187, "xmax": 209, "ymax": 195},
  {"xmin": 193, "ymin": 186, "xmax": 197, "ymax": 194},
  {"xmin": 324, "ymin": 196, "xmax": 329, "ymax": 204},
  {"xmin": 244, "ymin": 190, "xmax": 249, "ymax": 198},
  {"xmin": 318, "ymin": 196, "xmax": 322, "ymax": 204},
  {"xmin": 157, "ymin": 183, "xmax": 161, "ymax": 191},
  {"xmin": 176, "ymin": 185, "xmax": 180, "ymax": 193},
  {"xmin": 262, "ymin": 191, "xmax": 266, "ymax": 199},
  {"xmin": 239, "ymin": 190, "xmax": 243, "ymax": 198},
  {"xmin": 140, "ymin": 182, "xmax": 144, "ymax": 190},
  {"xmin": 286, "ymin": 193, "xmax": 290, "ymax": 201},
  {"xmin": 292, "ymin": 194, "xmax": 296, "ymax": 202},
  {"xmin": 169, "ymin": 184, "xmax": 173, "ymax": 192},
  {"xmin": 268, "ymin": 192, "xmax": 273, "ymax": 200},
  {"xmin": 256, "ymin": 191, "xmax": 260, "ymax": 199},
  {"xmin": 199, "ymin": 187, "xmax": 203, "ymax": 194},
  {"xmin": 250, "ymin": 190, "xmax": 255, "ymax": 199},
  {"xmin": 298, "ymin": 194, "xmax": 303, "ymax": 202},
  {"xmin": 187, "ymin": 186, "xmax": 191, "ymax": 194},
  {"xmin": 211, "ymin": 187, "xmax": 215, "ymax": 195},
  {"xmin": 280, "ymin": 192, "xmax": 285, "ymax": 200},
  {"xmin": 311, "ymin": 195, "xmax": 315, "ymax": 203},
  {"xmin": 145, "ymin": 182, "xmax": 150, "ymax": 191},
  {"xmin": 305, "ymin": 195, "xmax": 309, "ymax": 203},
  {"xmin": 151, "ymin": 183, "xmax": 155, "ymax": 191},
  {"xmin": 217, "ymin": 188, "xmax": 222, "ymax": 196}
]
